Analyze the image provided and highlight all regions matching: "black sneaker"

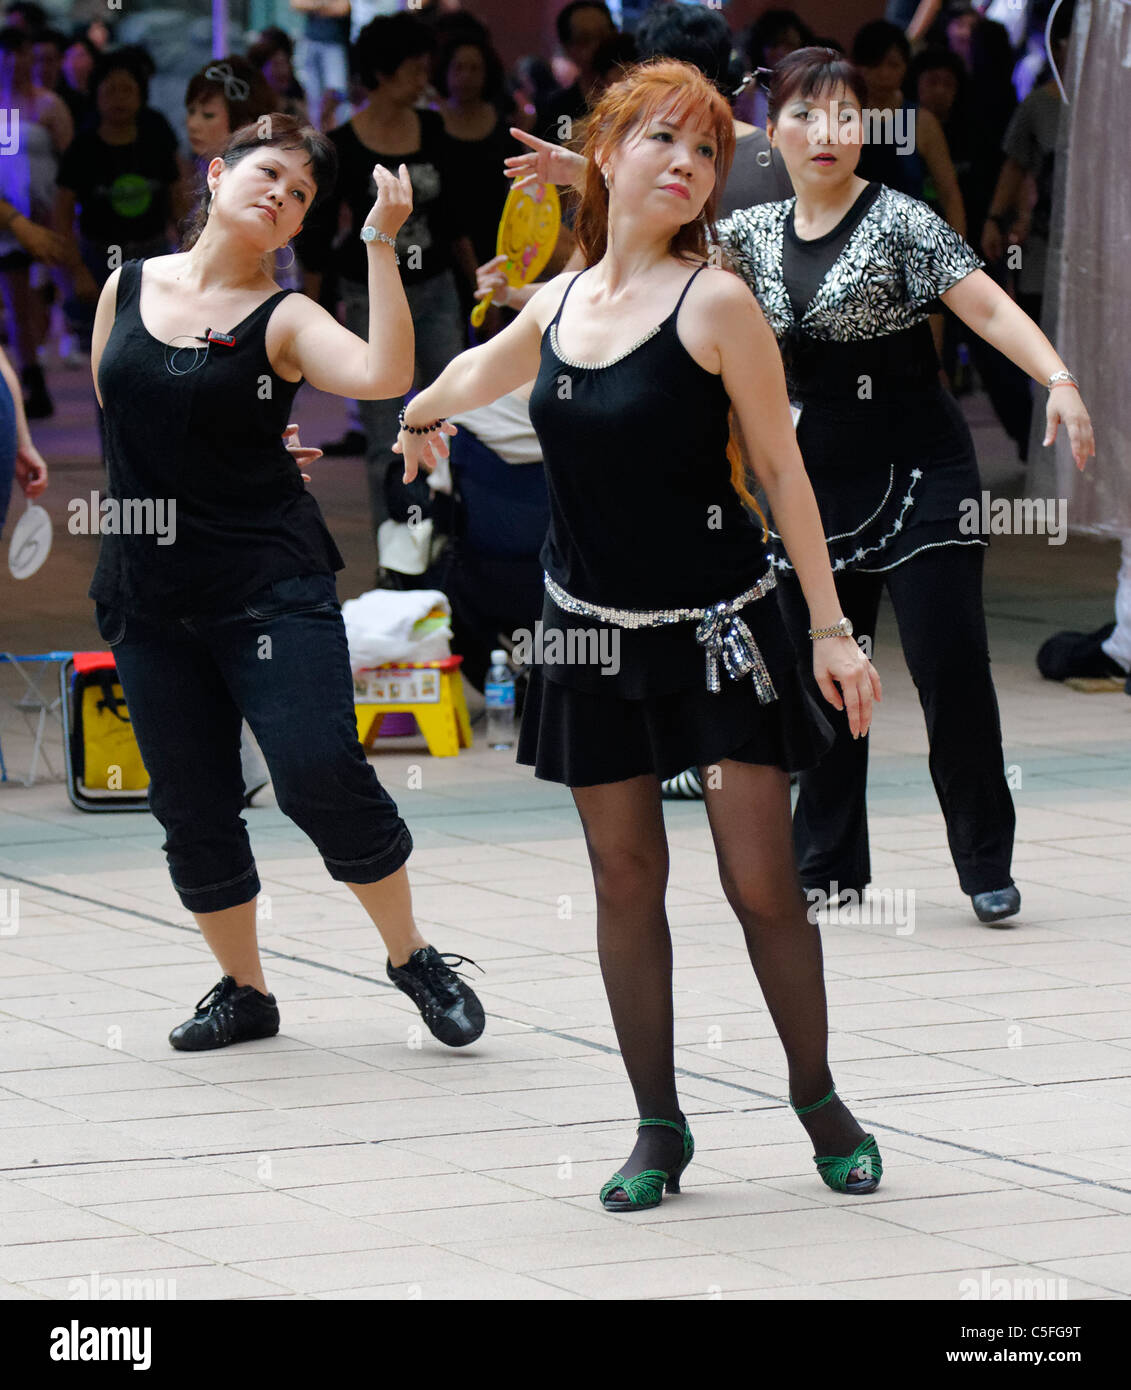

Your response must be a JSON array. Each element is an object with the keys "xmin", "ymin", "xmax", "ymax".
[
  {"xmin": 169, "ymin": 976, "xmax": 280, "ymax": 1051},
  {"xmin": 386, "ymin": 947, "xmax": 485, "ymax": 1047}
]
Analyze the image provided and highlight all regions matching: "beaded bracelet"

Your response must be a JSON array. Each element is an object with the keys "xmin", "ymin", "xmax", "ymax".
[{"xmin": 398, "ymin": 406, "xmax": 447, "ymax": 435}]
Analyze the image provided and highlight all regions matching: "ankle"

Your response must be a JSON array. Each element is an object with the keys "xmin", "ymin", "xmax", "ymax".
[
  {"xmin": 789, "ymin": 1077, "xmax": 836, "ymax": 1115},
  {"xmin": 386, "ymin": 945, "xmax": 427, "ymax": 967},
  {"xmin": 231, "ymin": 974, "xmax": 269, "ymax": 996},
  {"xmin": 388, "ymin": 935, "xmax": 429, "ymax": 969}
]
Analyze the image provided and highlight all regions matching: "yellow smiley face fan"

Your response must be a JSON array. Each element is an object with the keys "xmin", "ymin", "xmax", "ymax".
[{"xmin": 470, "ymin": 180, "xmax": 561, "ymax": 328}]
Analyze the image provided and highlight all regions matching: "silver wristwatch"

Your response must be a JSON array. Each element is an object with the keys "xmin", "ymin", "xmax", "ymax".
[
  {"xmin": 809, "ymin": 616, "xmax": 854, "ymax": 641},
  {"xmin": 360, "ymin": 225, "xmax": 400, "ymax": 264}
]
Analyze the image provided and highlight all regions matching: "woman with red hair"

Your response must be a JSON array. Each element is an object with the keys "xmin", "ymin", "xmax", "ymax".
[{"xmin": 396, "ymin": 60, "xmax": 886, "ymax": 1211}]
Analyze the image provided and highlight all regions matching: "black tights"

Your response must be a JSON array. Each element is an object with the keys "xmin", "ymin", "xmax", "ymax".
[{"xmin": 572, "ymin": 760, "xmax": 867, "ymax": 1186}]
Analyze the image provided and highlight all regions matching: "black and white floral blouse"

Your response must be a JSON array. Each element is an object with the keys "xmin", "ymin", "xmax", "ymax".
[
  {"xmin": 715, "ymin": 184, "xmax": 983, "ymax": 347},
  {"xmin": 714, "ymin": 185, "xmax": 989, "ymax": 576}
]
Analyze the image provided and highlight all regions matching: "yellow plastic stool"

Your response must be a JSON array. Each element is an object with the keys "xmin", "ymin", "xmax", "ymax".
[{"xmin": 354, "ymin": 655, "xmax": 472, "ymax": 758}]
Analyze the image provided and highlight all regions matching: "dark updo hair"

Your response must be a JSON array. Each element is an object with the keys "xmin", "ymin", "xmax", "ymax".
[
  {"xmin": 353, "ymin": 12, "xmax": 435, "ymax": 90},
  {"xmin": 851, "ymin": 19, "xmax": 911, "ymax": 70},
  {"xmin": 184, "ymin": 55, "xmax": 276, "ymax": 131},
  {"xmin": 766, "ymin": 46, "xmax": 868, "ymax": 124},
  {"xmin": 635, "ymin": 0, "xmax": 734, "ymax": 95},
  {"xmin": 91, "ymin": 48, "xmax": 151, "ymax": 105},
  {"xmin": 433, "ymin": 30, "xmax": 504, "ymax": 104},
  {"xmin": 181, "ymin": 113, "xmax": 337, "ymax": 251}
]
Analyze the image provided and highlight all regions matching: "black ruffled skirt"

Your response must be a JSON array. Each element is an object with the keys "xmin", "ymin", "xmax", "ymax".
[{"xmin": 516, "ymin": 659, "xmax": 834, "ymax": 787}]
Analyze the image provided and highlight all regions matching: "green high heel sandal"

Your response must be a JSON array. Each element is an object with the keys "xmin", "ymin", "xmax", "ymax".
[
  {"xmin": 599, "ymin": 1117, "xmax": 695, "ymax": 1213},
  {"xmin": 791, "ymin": 1086, "xmax": 883, "ymax": 1195}
]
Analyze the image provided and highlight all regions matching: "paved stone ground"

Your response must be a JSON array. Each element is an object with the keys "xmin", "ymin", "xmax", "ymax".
[{"xmin": 0, "ymin": 359, "xmax": 1128, "ymax": 1301}]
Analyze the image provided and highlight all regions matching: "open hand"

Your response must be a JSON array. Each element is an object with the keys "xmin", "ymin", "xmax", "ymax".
[
  {"xmin": 504, "ymin": 127, "xmax": 587, "ymax": 193},
  {"xmin": 393, "ymin": 420, "xmax": 458, "ymax": 484},
  {"xmin": 813, "ymin": 637, "xmax": 882, "ymax": 739},
  {"xmin": 1044, "ymin": 386, "xmax": 1095, "ymax": 471},
  {"xmin": 366, "ymin": 162, "xmax": 414, "ymax": 240}
]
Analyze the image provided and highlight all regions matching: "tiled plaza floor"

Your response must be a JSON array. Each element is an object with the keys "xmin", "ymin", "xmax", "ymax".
[{"xmin": 0, "ymin": 362, "xmax": 1128, "ymax": 1301}]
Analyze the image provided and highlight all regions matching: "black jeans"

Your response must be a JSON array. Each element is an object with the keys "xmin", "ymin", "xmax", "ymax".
[
  {"xmin": 776, "ymin": 543, "xmax": 1015, "ymax": 897},
  {"xmin": 97, "ymin": 573, "xmax": 413, "ymax": 914}
]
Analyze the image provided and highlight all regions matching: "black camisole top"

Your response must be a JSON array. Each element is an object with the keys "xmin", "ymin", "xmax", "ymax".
[
  {"xmin": 526, "ymin": 264, "xmax": 781, "ymax": 697},
  {"xmin": 91, "ymin": 259, "xmax": 342, "ymax": 618}
]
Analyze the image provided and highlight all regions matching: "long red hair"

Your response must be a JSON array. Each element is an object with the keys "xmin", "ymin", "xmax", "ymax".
[{"xmin": 572, "ymin": 60, "xmax": 766, "ymax": 533}]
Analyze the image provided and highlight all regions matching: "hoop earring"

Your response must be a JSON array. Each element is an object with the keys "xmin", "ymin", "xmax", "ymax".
[
  {"xmin": 275, "ymin": 242, "xmax": 296, "ymax": 270},
  {"xmin": 756, "ymin": 149, "xmax": 772, "ymax": 167}
]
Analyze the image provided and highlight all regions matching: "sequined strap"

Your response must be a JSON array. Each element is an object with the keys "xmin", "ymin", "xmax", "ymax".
[{"xmin": 543, "ymin": 571, "xmax": 779, "ymax": 704}]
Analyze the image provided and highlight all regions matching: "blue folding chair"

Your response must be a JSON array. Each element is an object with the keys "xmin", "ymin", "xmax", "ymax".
[{"xmin": 0, "ymin": 651, "xmax": 72, "ymax": 786}]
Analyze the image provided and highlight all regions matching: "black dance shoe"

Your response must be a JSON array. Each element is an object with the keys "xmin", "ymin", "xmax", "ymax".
[
  {"xmin": 169, "ymin": 976, "xmax": 280, "ymax": 1050},
  {"xmin": 1037, "ymin": 623, "xmax": 1123, "ymax": 682},
  {"xmin": 387, "ymin": 946, "xmax": 485, "ymax": 1047},
  {"xmin": 971, "ymin": 886, "xmax": 1021, "ymax": 926}
]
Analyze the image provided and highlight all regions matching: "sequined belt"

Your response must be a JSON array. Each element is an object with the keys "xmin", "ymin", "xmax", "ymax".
[{"xmin": 544, "ymin": 569, "xmax": 779, "ymax": 703}]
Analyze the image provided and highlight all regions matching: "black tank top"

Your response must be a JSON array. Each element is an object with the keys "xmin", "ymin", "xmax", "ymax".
[
  {"xmin": 528, "ymin": 264, "xmax": 765, "ymax": 612},
  {"xmin": 91, "ymin": 259, "xmax": 343, "ymax": 617},
  {"xmin": 527, "ymin": 264, "xmax": 778, "ymax": 698}
]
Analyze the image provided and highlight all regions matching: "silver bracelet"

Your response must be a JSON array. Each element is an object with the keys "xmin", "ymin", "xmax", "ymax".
[
  {"xmin": 359, "ymin": 225, "xmax": 400, "ymax": 265},
  {"xmin": 1046, "ymin": 370, "xmax": 1078, "ymax": 390}
]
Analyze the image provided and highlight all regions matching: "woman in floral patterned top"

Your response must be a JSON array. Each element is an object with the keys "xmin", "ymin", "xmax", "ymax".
[{"xmin": 714, "ymin": 48, "xmax": 1094, "ymax": 926}]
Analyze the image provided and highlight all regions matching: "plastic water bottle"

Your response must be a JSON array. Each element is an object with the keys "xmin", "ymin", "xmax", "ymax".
[{"xmin": 485, "ymin": 649, "xmax": 515, "ymax": 750}]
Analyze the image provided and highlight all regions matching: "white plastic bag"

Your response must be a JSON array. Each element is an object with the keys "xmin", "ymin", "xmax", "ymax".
[{"xmin": 340, "ymin": 587, "xmax": 452, "ymax": 674}]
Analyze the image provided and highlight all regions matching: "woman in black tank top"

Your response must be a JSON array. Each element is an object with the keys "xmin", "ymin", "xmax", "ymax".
[
  {"xmin": 88, "ymin": 116, "xmax": 485, "ymax": 1054},
  {"xmin": 397, "ymin": 62, "xmax": 887, "ymax": 1211}
]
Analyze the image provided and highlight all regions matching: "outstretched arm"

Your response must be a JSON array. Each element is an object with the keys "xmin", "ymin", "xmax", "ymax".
[
  {"xmin": 703, "ymin": 271, "xmax": 881, "ymax": 736},
  {"xmin": 395, "ymin": 274, "xmax": 569, "ymax": 482},
  {"xmin": 943, "ymin": 269, "xmax": 1095, "ymax": 468}
]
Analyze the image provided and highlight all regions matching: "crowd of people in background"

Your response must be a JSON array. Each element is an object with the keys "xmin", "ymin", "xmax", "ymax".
[{"xmin": 0, "ymin": 0, "xmax": 1078, "ymax": 581}]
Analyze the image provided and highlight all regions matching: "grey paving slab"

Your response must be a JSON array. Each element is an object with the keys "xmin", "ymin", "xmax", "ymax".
[{"xmin": 3, "ymin": 377, "xmax": 1130, "ymax": 1298}]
